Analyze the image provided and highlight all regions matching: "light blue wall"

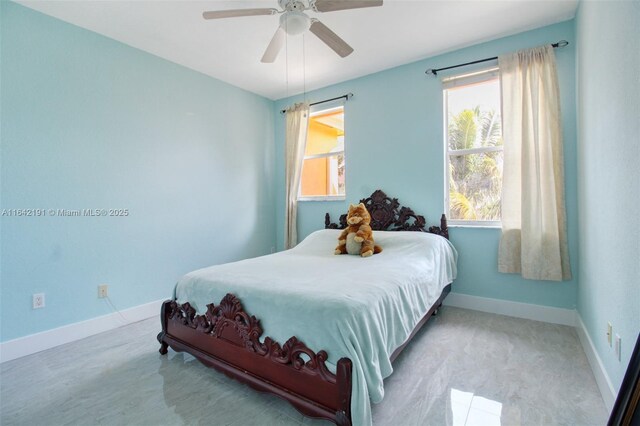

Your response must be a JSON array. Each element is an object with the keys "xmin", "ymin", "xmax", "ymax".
[
  {"xmin": 274, "ymin": 21, "xmax": 578, "ymax": 309},
  {"xmin": 576, "ymin": 1, "xmax": 640, "ymax": 390},
  {"xmin": 0, "ymin": 2, "xmax": 275, "ymax": 341}
]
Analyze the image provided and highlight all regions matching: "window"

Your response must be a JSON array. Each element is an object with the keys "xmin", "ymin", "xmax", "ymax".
[
  {"xmin": 444, "ymin": 68, "xmax": 503, "ymax": 225},
  {"xmin": 299, "ymin": 105, "xmax": 345, "ymax": 200}
]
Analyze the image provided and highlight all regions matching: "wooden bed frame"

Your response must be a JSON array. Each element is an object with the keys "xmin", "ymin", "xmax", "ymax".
[{"xmin": 158, "ymin": 190, "xmax": 451, "ymax": 425}]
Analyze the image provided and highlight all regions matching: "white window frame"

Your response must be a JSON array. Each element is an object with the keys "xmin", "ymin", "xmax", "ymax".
[
  {"xmin": 443, "ymin": 67, "xmax": 502, "ymax": 227},
  {"xmin": 298, "ymin": 103, "xmax": 346, "ymax": 202}
]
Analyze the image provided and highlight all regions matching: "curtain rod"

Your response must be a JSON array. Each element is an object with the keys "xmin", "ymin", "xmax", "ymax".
[
  {"xmin": 425, "ymin": 40, "xmax": 569, "ymax": 76},
  {"xmin": 280, "ymin": 93, "xmax": 353, "ymax": 114}
]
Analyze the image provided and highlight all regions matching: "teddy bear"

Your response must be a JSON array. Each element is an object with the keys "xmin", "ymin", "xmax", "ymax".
[{"xmin": 334, "ymin": 203, "xmax": 382, "ymax": 257}]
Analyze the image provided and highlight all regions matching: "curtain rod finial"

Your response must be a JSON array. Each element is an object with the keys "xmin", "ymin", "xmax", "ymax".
[{"xmin": 425, "ymin": 69, "xmax": 437, "ymax": 76}]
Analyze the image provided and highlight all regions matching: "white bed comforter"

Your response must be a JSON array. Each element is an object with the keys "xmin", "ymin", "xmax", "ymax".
[{"xmin": 174, "ymin": 229, "xmax": 457, "ymax": 426}]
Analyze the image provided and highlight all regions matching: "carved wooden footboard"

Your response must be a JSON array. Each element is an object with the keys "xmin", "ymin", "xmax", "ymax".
[
  {"xmin": 157, "ymin": 294, "xmax": 353, "ymax": 425},
  {"xmin": 157, "ymin": 284, "xmax": 451, "ymax": 425},
  {"xmin": 158, "ymin": 189, "xmax": 452, "ymax": 425}
]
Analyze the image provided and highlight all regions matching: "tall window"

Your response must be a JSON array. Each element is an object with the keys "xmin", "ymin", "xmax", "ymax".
[
  {"xmin": 444, "ymin": 68, "xmax": 503, "ymax": 225},
  {"xmin": 299, "ymin": 105, "xmax": 345, "ymax": 200}
]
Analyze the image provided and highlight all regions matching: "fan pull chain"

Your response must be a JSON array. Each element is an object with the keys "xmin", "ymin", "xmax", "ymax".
[
  {"xmin": 285, "ymin": 19, "xmax": 289, "ymax": 100},
  {"xmin": 302, "ymin": 33, "xmax": 307, "ymax": 102}
]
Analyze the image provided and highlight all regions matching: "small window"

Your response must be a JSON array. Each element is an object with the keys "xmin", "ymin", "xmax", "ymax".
[
  {"xmin": 444, "ymin": 68, "xmax": 503, "ymax": 226},
  {"xmin": 299, "ymin": 106, "xmax": 345, "ymax": 200}
]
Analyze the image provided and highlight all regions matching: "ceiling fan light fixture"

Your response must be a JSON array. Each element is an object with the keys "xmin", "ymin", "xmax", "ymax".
[
  {"xmin": 203, "ymin": 0, "xmax": 380, "ymax": 62},
  {"xmin": 280, "ymin": 11, "xmax": 311, "ymax": 36}
]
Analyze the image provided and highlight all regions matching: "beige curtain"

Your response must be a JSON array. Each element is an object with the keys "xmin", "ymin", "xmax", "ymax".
[
  {"xmin": 284, "ymin": 102, "xmax": 310, "ymax": 249},
  {"xmin": 498, "ymin": 45, "xmax": 571, "ymax": 281}
]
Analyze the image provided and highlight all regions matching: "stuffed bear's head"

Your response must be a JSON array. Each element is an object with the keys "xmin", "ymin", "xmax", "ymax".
[{"xmin": 346, "ymin": 203, "xmax": 371, "ymax": 226}]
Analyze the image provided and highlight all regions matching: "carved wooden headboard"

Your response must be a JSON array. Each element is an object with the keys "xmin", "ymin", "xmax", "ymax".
[{"xmin": 324, "ymin": 189, "xmax": 449, "ymax": 239}]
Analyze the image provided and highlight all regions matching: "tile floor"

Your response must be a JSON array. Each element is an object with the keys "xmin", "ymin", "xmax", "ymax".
[{"xmin": 0, "ymin": 307, "xmax": 608, "ymax": 425}]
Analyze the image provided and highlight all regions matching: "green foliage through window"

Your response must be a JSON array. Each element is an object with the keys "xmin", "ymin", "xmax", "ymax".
[{"xmin": 445, "ymin": 76, "xmax": 503, "ymax": 222}]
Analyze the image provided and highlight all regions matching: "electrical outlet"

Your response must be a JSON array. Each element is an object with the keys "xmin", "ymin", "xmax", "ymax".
[
  {"xmin": 32, "ymin": 293, "xmax": 45, "ymax": 309},
  {"xmin": 98, "ymin": 284, "xmax": 108, "ymax": 299},
  {"xmin": 615, "ymin": 334, "xmax": 622, "ymax": 361},
  {"xmin": 607, "ymin": 322, "xmax": 612, "ymax": 346}
]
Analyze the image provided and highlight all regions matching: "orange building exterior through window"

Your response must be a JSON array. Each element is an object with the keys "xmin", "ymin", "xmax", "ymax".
[{"xmin": 300, "ymin": 107, "xmax": 345, "ymax": 198}]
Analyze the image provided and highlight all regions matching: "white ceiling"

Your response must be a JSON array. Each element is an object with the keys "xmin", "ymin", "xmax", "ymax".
[{"xmin": 18, "ymin": 0, "xmax": 578, "ymax": 100}]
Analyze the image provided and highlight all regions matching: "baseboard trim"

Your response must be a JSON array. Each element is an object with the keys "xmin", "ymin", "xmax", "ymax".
[
  {"xmin": 0, "ymin": 299, "xmax": 164, "ymax": 363},
  {"xmin": 575, "ymin": 313, "xmax": 617, "ymax": 412},
  {"xmin": 443, "ymin": 292, "xmax": 576, "ymax": 326}
]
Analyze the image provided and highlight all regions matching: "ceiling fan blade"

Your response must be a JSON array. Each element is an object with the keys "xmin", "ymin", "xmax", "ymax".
[
  {"xmin": 202, "ymin": 9, "xmax": 278, "ymax": 20},
  {"xmin": 261, "ymin": 27, "xmax": 286, "ymax": 63},
  {"xmin": 313, "ymin": 0, "xmax": 383, "ymax": 13},
  {"xmin": 309, "ymin": 19, "xmax": 354, "ymax": 58}
]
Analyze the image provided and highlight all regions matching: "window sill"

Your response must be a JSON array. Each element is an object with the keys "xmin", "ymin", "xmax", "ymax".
[
  {"xmin": 298, "ymin": 196, "xmax": 346, "ymax": 202},
  {"xmin": 448, "ymin": 221, "xmax": 502, "ymax": 229}
]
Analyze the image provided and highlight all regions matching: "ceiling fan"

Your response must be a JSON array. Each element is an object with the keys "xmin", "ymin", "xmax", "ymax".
[{"xmin": 202, "ymin": 0, "xmax": 383, "ymax": 63}]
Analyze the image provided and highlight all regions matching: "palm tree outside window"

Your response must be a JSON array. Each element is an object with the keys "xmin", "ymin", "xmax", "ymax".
[{"xmin": 444, "ymin": 68, "xmax": 503, "ymax": 226}]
